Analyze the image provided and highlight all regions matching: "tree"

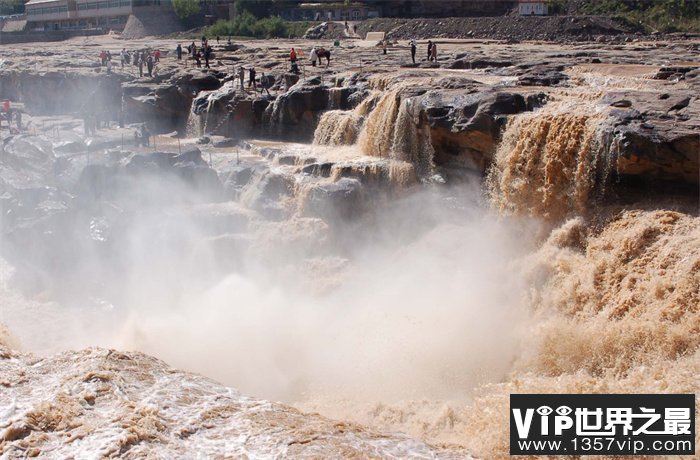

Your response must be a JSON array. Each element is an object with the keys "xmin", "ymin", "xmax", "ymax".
[
  {"xmin": 172, "ymin": 0, "xmax": 200, "ymax": 20},
  {"xmin": 0, "ymin": 0, "xmax": 25, "ymax": 15},
  {"xmin": 234, "ymin": 0, "xmax": 272, "ymax": 19}
]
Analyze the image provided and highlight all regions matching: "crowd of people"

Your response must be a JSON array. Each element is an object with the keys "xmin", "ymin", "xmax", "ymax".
[
  {"xmin": 99, "ymin": 48, "xmax": 161, "ymax": 77},
  {"xmin": 82, "ymin": 35, "xmax": 443, "ymax": 146},
  {"xmin": 184, "ymin": 36, "xmax": 215, "ymax": 69}
]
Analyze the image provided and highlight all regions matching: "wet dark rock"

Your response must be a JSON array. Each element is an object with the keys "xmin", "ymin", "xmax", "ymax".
[
  {"xmin": 187, "ymin": 73, "xmax": 223, "ymax": 91},
  {"xmin": 668, "ymin": 97, "xmax": 690, "ymax": 112},
  {"xmin": 654, "ymin": 66, "xmax": 699, "ymax": 80},
  {"xmin": 517, "ymin": 68, "xmax": 569, "ymax": 87},
  {"xmin": 301, "ymin": 162, "xmax": 334, "ymax": 178},
  {"xmin": 222, "ymin": 165, "xmax": 256, "ymax": 193},
  {"xmin": 264, "ymin": 79, "xmax": 329, "ymax": 135},
  {"xmin": 413, "ymin": 89, "xmax": 542, "ymax": 172},
  {"xmin": 606, "ymin": 90, "xmax": 699, "ymax": 186},
  {"xmin": 212, "ymin": 137, "xmax": 237, "ymax": 148},
  {"xmin": 241, "ymin": 170, "xmax": 293, "ymax": 219},
  {"xmin": 276, "ymin": 153, "xmax": 300, "ymax": 166},
  {"xmin": 262, "ymin": 77, "xmax": 363, "ymax": 139},
  {"xmin": 173, "ymin": 164, "xmax": 223, "ymax": 198},
  {"xmin": 449, "ymin": 58, "xmax": 513, "ymax": 70},
  {"xmin": 610, "ymin": 99, "xmax": 633, "ymax": 108},
  {"xmin": 123, "ymin": 82, "xmax": 192, "ymax": 132},
  {"xmin": 257, "ymin": 147, "xmax": 283, "ymax": 160},
  {"xmin": 347, "ymin": 88, "xmax": 372, "ymax": 108},
  {"xmin": 188, "ymin": 84, "xmax": 257, "ymax": 138},
  {"xmin": 117, "ymin": 149, "xmax": 223, "ymax": 200},
  {"xmin": 304, "ymin": 178, "xmax": 364, "ymax": 220}
]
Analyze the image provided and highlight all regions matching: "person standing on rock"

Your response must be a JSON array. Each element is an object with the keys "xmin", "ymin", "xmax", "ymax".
[
  {"xmin": 204, "ymin": 46, "xmax": 212, "ymax": 69},
  {"xmin": 410, "ymin": 39, "xmax": 416, "ymax": 63},
  {"xmin": 176, "ymin": 44, "xmax": 182, "ymax": 60},
  {"xmin": 310, "ymin": 47, "xmax": 318, "ymax": 67},
  {"xmin": 290, "ymin": 48, "xmax": 299, "ymax": 72},
  {"xmin": 431, "ymin": 41, "xmax": 437, "ymax": 62},
  {"xmin": 238, "ymin": 67, "xmax": 245, "ymax": 90},
  {"xmin": 248, "ymin": 67, "xmax": 257, "ymax": 89},
  {"xmin": 427, "ymin": 40, "xmax": 432, "ymax": 61},
  {"xmin": 138, "ymin": 54, "xmax": 144, "ymax": 77},
  {"xmin": 120, "ymin": 48, "xmax": 126, "ymax": 68},
  {"xmin": 100, "ymin": 50, "xmax": 106, "ymax": 65},
  {"xmin": 146, "ymin": 53, "xmax": 154, "ymax": 77},
  {"xmin": 154, "ymin": 49, "xmax": 160, "ymax": 63},
  {"xmin": 260, "ymin": 72, "xmax": 272, "ymax": 96}
]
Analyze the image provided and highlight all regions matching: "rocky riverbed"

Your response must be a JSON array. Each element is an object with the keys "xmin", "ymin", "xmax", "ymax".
[{"xmin": 1, "ymin": 32, "xmax": 699, "ymax": 458}]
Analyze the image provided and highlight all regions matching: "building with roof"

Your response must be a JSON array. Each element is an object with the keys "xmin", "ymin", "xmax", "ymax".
[
  {"xmin": 518, "ymin": 0, "xmax": 548, "ymax": 16},
  {"xmin": 24, "ymin": 0, "xmax": 161, "ymax": 31}
]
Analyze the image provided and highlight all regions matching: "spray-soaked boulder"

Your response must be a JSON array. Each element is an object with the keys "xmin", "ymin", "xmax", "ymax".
[
  {"xmin": 263, "ymin": 78, "xmax": 363, "ymax": 140},
  {"xmin": 123, "ymin": 82, "xmax": 193, "ymax": 132},
  {"xmin": 221, "ymin": 165, "xmax": 260, "ymax": 199},
  {"xmin": 119, "ymin": 149, "xmax": 223, "ymax": 201},
  {"xmin": 264, "ymin": 78, "xmax": 329, "ymax": 137},
  {"xmin": 187, "ymin": 73, "xmax": 223, "ymax": 91},
  {"xmin": 187, "ymin": 83, "xmax": 261, "ymax": 139},
  {"xmin": 304, "ymin": 177, "xmax": 364, "ymax": 221},
  {"xmin": 240, "ymin": 170, "xmax": 293, "ymax": 219}
]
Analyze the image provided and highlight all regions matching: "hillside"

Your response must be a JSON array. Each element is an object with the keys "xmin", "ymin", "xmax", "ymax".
[{"xmin": 356, "ymin": 15, "xmax": 639, "ymax": 42}]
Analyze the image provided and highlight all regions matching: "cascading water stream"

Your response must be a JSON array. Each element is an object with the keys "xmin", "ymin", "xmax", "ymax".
[
  {"xmin": 487, "ymin": 104, "xmax": 614, "ymax": 221},
  {"xmin": 314, "ymin": 84, "xmax": 435, "ymax": 181},
  {"xmin": 186, "ymin": 97, "xmax": 213, "ymax": 138}
]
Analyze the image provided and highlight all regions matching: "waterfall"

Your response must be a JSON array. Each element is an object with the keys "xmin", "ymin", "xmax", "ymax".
[
  {"xmin": 487, "ymin": 106, "xmax": 612, "ymax": 221},
  {"xmin": 356, "ymin": 88, "xmax": 434, "ymax": 180},
  {"xmin": 357, "ymin": 88, "xmax": 402, "ymax": 158},
  {"xmin": 186, "ymin": 96, "xmax": 213, "ymax": 138},
  {"xmin": 328, "ymin": 87, "xmax": 344, "ymax": 110},
  {"xmin": 309, "ymin": 83, "xmax": 435, "ymax": 181},
  {"xmin": 313, "ymin": 111, "xmax": 362, "ymax": 146}
]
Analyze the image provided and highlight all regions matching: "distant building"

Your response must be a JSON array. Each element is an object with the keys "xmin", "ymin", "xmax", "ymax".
[
  {"xmin": 24, "ymin": 0, "xmax": 162, "ymax": 31},
  {"xmin": 518, "ymin": 0, "xmax": 548, "ymax": 16}
]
